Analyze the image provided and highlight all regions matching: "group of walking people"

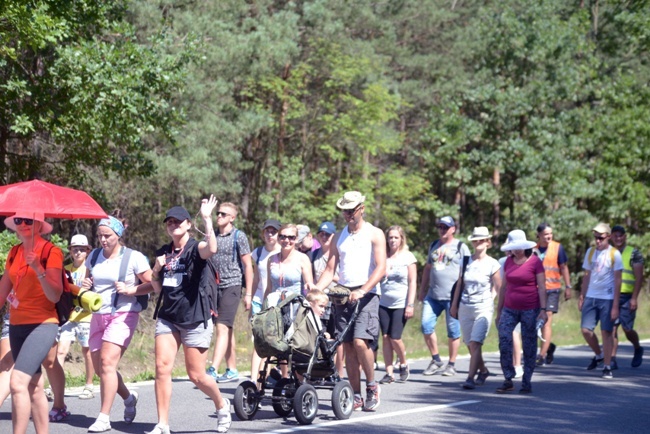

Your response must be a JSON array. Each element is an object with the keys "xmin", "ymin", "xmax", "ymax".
[{"xmin": 0, "ymin": 189, "xmax": 645, "ymax": 434}]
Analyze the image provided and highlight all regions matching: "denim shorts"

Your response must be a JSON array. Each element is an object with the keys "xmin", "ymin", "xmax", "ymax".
[
  {"xmin": 59, "ymin": 321, "xmax": 90, "ymax": 347},
  {"xmin": 581, "ymin": 297, "xmax": 615, "ymax": 332},
  {"xmin": 421, "ymin": 296, "xmax": 461, "ymax": 339},
  {"xmin": 617, "ymin": 294, "xmax": 636, "ymax": 330}
]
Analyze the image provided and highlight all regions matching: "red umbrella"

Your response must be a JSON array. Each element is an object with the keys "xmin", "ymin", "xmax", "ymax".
[{"xmin": 0, "ymin": 180, "xmax": 107, "ymax": 219}]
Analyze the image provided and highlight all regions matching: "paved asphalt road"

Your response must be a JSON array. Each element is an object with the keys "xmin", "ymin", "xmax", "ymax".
[{"xmin": 1, "ymin": 342, "xmax": 649, "ymax": 434}]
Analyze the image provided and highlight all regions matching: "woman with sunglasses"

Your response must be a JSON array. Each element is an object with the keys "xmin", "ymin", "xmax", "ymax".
[
  {"xmin": 83, "ymin": 212, "xmax": 153, "ymax": 432},
  {"xmin": 263, "ymin": 224, "xmax": 314, "ymax": 306},
  {"xmin": 450, "ymin": 227, "xmax": 501, "ymax": 390},
  {"xmin": 378, "ymin": 225, "xmax": 417, "ymax": 384},
  {"xmin": 147, "ymin": 197, "xmax": 231, "ymax": 434},
  {"xmin": 495, "ymin": 230, "xmax": 546, "ymax": 394},
  {"xmin": 0, "ymin": 212, "xmax": 64, "ymax": 434}
]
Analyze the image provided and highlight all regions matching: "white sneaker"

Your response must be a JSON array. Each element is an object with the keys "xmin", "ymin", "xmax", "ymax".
[
  {"xmin": 514, "ymin": 366, "xmax": 524, "ymax": 379},
  {"xmin": 88, "ymin": 418, "xmax": 111, "ymax": 433},
  {"xmin": 146, "ymin": 423, "xmax": 171, "ymax": 434},
  {"xmin": 216, "ymin": 398, "xmax": 232, "ymax": 433},
  {"xmin": 124, "ymin": 391, "xmax": 138, "ymax": 424}
]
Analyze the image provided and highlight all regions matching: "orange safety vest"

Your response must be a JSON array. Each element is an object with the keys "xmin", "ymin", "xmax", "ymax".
[{"xmin": 540, "ymin": 240, "xmax": 562, "ymax": 290}]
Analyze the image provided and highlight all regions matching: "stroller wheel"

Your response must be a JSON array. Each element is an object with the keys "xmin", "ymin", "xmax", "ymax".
[
  {"xmin": 332, "ymin": 380, "xmax": 354, "ymax": 420},
  {"xmin": 234, "ymin": 380, "xmax": 260, "ymax": 420},
  {"xmin": 272, "ymin": 378, "xmax": 295, "ymax": 417},
  {"xmin": 294, "ymin": 384, "xmax": 319, "ymax": 425}
]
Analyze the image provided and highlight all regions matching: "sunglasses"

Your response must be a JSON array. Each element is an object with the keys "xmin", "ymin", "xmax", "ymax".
[
  {"xmin": 594, "ymin": 235, "xmax": 608, "ymax": 241},
  {"xmin": 216, "ymin": 211, "xmax": 231, "ymax": 218},
  {"xmin": 437, "ymin": 225, "xmax": 450, "ymax": 231},
  {"xmin": 13, "ymin": 218, "xmax": 34, "ymax": 226},
  {"xmin": 278, "ymin": 234, "xmax": 297, "ymax": 241},
  {"xmin": 71, "ymin": 247, "xmax": 89, "ymax": 253},
  {"xmin": 343, "ymin": 205, "xmax": 362, "ymax": 216}
]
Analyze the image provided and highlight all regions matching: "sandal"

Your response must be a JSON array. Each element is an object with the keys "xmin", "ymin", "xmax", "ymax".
[
  {"xmin": 79, "ymin": 385, "xmax": 95, "ymax": 400},
  {"xmin": 49, "ymin": 405, "xmax": 71, "ymax": 422}
]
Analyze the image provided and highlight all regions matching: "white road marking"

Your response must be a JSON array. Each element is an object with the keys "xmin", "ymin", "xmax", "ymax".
[{"xmin": 260, "ymin": 400, "xmax": 480, "ymax": 433}]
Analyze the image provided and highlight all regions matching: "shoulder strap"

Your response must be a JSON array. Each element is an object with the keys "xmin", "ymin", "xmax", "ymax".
[
  {"xmin": 310, "ymin": 248, "xmax": 320, "ymax": 264},
  {"xmin": 90, "ymin": 248, "xmax": 102, "ymax": 267},
  {"xmin": 457, "ymin": 240, "xmax": 465, "ymax": 255},
  {"xmin": 118, "ymin": 247, "xmax": 133, "ymax": 283},
  {"xmin": 609, "ymin": 247, "xmax": 615, "ymax": 267},
  {"xmin": 7, "ymin": 245, "xmax": 20, "ymax": 267},
  {"xmin": 428, "ymin": 239, "xmax": 440, "ymax": 254},
  {"xmin": 232, "ymin": 229, "xmax": 239, "ymax": 262},
  {"xmin": 588, "ymin": 247, "xmax": 595, "ymax": 264},
  {"xmin": 40, "ymin": 242, "xmax": 55, "ymax": 269},
  {"xmin": 255, "ymin": 246, "xmax": 263, "ymax": 266}
]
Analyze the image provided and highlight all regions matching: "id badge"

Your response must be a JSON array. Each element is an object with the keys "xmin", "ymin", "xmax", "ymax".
[
  {"xmin": 7, "ymin": 292, "xmax": 19, "ymax": 309},
  {"xmin": 163, "ymin": 273, "xmax": 182, "ymax": 287}
]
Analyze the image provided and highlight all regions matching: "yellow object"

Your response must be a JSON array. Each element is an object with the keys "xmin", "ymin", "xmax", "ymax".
[{"xmin": 72, "ymin": 288, "xmax": 102, "ymax": 313}]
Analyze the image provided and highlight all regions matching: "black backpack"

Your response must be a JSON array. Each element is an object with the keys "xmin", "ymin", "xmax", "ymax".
[
  {"xmin": 90, "ymin": 247, "xmax": 149, "ymax": 311},
  {"xmin": 7, "ymin": 242, "xmax": 76, "ymax": 326}
]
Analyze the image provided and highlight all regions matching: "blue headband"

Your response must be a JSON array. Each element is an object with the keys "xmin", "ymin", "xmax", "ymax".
[{"xmin": 99, "ymin": 216, "xmax": 125, "ymax": 237}]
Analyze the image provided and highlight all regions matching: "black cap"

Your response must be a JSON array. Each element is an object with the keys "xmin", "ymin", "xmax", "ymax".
[
  {"xmin": 261, "ymin": 219, "xmax": 281, "ymax": 230},
  {"xmin": 611, "ymin": 225, "xmax": 626, "ymax": 234},
  {"xmin": 164, "ymin": 206, "xmax": 191, "ymax": 222}
]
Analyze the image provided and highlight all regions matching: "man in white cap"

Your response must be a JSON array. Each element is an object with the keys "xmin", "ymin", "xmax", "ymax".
[
  {"xmin": 311, "ymin": 191, "xmax": 386, "ymax": 412},
  {"xmin": 580, "ymin": 222, "xmax": 623, "ymax": 379},
  {"xmin": 419, "ymin": 216, "xmax": 470, "ymax": 377}
]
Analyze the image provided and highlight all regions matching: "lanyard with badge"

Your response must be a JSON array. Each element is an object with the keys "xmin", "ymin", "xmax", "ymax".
[{"xmin": 162, "ymin": 246, "xmax": 184, "ymax": 287}]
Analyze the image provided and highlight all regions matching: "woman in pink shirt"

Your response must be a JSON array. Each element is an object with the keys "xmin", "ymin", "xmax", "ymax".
[{"xmin": 495, "ymin": 230, "xmax": 546, "ymax": 394}]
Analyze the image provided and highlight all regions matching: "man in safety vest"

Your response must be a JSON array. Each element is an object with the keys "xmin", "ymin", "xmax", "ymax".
[
  {"xmin": 535, "ymin": 223, "xmax": 572, "ymax": 366},
  {"xmin": 610, "ymin": 225, "xmax": 644, "ymax": 368}
]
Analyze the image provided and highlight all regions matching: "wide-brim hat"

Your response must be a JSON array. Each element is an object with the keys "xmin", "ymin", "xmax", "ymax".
[
  {"xmin": 336, "ymin": 191, "xmax": 366, "ymax": 210},
  {"xmin": 500, "ymin": 229, "xmax": 537, "ymax": 251},
  {"xmin": 4, "ymin": 211, "xmax": 53, "ymax": 235},
  {"xmin": 468, "ymin": 226, "xmax": 492, "ymax": 241}
]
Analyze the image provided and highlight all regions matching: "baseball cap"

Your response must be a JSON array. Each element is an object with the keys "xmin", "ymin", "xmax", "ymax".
[
  {"xmin": 317, "ymin": 221, "xmax": 336, "ymax": 235},
  {"xmin": 437, "ymin": 216, "xmax": 456, "ymax": 227},
  {"xmin": 261, "ymin": 219, "xmax": 281, "ymax": 230},
  {"xmin": 296, "ymin": 225, "xmax": 311, "ymax": 243},
  {"xmin": 593, "ymin": 222, "xmax": 611, "ymax": 235},
  {"xmin": 164, "ymin": 206, "xmax": 191, "ymax": 222},
  {"xmin": 611, "ymin": 225, "xmax": 626, "ymax": 234}
]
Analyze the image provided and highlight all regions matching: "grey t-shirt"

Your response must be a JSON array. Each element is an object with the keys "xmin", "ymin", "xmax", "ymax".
[
  {"xmin": 213, "ymin": 227, "xmax": 251, "ymax": 289},
  {"xmin": 426, "ymin": 239, "xmax": 471, "ymax": 300}
]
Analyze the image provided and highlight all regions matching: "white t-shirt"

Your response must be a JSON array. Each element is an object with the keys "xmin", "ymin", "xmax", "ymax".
[
  {"xmin": 461, "ymin": 256, "xmax": 500, "ymax": 305},
  {"xmin": 252, "ymin": 245, "xmax": 280, "ymax": 304},
  {"xmin": 582, "ymin": 246, "xmax": 623, "ymax": 300},
  {"xmin": 380, "ymin": 250, "xmax": 417, "ymax": 309},
  {"xmin": 86, "ymin": 248, "xmax": 151, "ymax": 314}
]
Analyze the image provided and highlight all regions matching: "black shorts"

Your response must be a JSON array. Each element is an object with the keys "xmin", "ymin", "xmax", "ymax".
[
  {"xmin": 10, "ymin": 323, "xmax": 58, "ymax": 376},
  {"xmin": 216, "ymin": 285, "xmax": 242, "ymax": 328},
  {"xmin": 546, "ymin": 290, "xmax": 561, "ymax": 314},
  {"xmin": 379, "ymin": 305, "xmax": 407, "ymax": 340}
]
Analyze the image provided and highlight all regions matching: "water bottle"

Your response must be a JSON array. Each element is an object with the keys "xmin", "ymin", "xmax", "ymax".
[{"xmin": 536, "ymin": 318, "xmax": 546, "ymax": 342}]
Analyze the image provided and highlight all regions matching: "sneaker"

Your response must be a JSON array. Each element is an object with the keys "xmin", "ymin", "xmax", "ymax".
[
  {"xmin": 587, "ymin": 356, "xmax": 604, "ymax": 370},
  {"xmin": 379, "ymin": 374, "xmax": 395, "ymax": 384},
  {"xmin": 632, "ymin": 346, "xmax": 644, "ymax": 368},
  {"xmin": 146, "ymin": 424, "xmax": 171, "ymax": 434},
  {"xmin": 364, "ymin": 385, "xmax": 380, "ymax": 411},
  {"xmin": 461, "ymin": 378, "xmax": 476, "ymax": 390},
  {"xmin": 216, "ymin": 398, "xmax": 232, "ymax": 433},
  {"xmin": 353, "ymin": 394, "xmax": 364, "ymax": 411},
  {"xmin": 49, "ymin": 405, "xmax": 71, "ymax": 422},
  {"xmin": 216, "ymin": 368, "xmax": 239, "ymax": 383},
  {"xmin": 535, "ymin": 355, "xmax": 546, "ymax": 367},
  {"xmin": 475, "ymin": 370, "xmax": 490, "ymax": 386},
  {"xmin": 79, "ymin": 385, "xmax": 95, "ymax": 400},
  {"xmin": 611, "ymin": 358, "xmax": 618, "ymax": 370},
  {"xmin": 123, "ymin": 391, "xmax": 138, "ymax": 424},
  {"xmin": 44, "ymin": 387, "xmax": 54, "ymax": 402},
  {"xmin": 602, "ymin": 367, "xmax": 613, "ymax": 379},
  {"xmin": 546, "ymin": 342, "xmax": 557, "ymax": 365},
  {"xmin": 373, "ymin": 362, "xmax": 379, "ymax": 370},
  {"xmin": 519, "ymin": 387, "xmax": 532, "ymax": 394},
  {"xmin": 423, "ymin": 359, "xmax": 444, "ymax": 376},
  {"xmin": 88, "ymin": 418, "xmax": 112, "ymax": 433},
  {"xmin": 496, "ymin": 380, "xmax": 514, "ymax": 393},
  {"xmin": 514, "ymin": 366, "xmax": 523, "ymax": 379},
  {"xmin": 207, "ymin": 366, "xmax": 218, "ymax": 382},
  {"xmin": 441, "ymin": 364, "xmax": 457, "ymax": 377},
  {"xmin": 398, "ymin": 365, "xmax": 410, "ymax": 382}
]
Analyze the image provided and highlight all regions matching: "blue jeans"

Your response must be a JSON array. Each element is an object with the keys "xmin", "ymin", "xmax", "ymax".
[{"xmin": 421, "ymin": 296, "xmax": 461, "ymax": 339}]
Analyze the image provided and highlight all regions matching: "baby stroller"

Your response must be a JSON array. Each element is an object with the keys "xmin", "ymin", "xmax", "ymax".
[{"xmin": 233, "ymin": 291, "xmax": 358, "ymax": 425}]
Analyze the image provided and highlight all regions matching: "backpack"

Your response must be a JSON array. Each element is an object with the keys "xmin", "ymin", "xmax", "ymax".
[
  {"xmin": 587, "ymin": 246, "xmax": 616, "ymax": 268},
  {"xmin": 251, "ymin": 291, "xmax": 301, "ymax": 358},
  {"xmin": 90, "ymin": 247, "xmax": 149, "ymax": 311},
  {"xmin": 7, "ymin": 242, "xmax": 77, "ymax": 326}
]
